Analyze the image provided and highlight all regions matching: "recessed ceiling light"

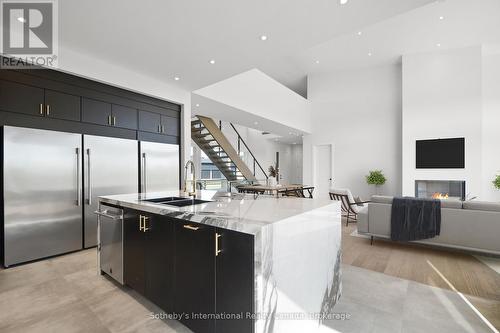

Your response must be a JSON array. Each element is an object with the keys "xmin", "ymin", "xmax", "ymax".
[
  {"xmin": 17, "ymin": 17, "xmax": 26, "ymax": 23},
  {"xmin": 260, "ymin": 35, "xmax": 268, "ymax": 41},
  {"xmin": 439, "ymin": 16, "xmax": 444, "ymax": 20},
  {"xmin": 195, "ymin": 104, "xmax": 200, "ymax": 107},
  {"xmin": 315, "ymin": 60, "xmax": 320, "ymax": 64},
  {"xmin": 254, "ymin": 121, "xmax": 258, "ymax": 125},
  {"xmin": 209, "ymin": 59, "xmax": 215, "ymax": 64},
  {"xmin": 357, "ymin": 31, "xmax": 362, "ymax": 36},
  {"xmin": 174, "ymin": 76, "xmax": 180, "ymax": 81},
  {"xmin": 436, "ymin": 43, "xmax": 441, "ymax": 47},
  {"xmin": 340, "ymin": 0, "xmax": 349, "ymax": 4},
  {"xmin": 368, "ymin": 52, "xmax": 372, "ymax": 56}
]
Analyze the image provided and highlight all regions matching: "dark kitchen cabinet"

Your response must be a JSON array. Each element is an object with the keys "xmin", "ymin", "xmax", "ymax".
[
  {"xmin": 123, "ymin": 210, "xmax": 146, "ymax": 295},
  {"xmin": 112, "ymin": 104, "xmax": 137, "ymax": 130},
  {"xmin": 146, "ymin": 213, "xmax": 175, "ymax": 312},
  {"xmin": 82, "ymin": 98, "xmax": 112, "ymax": 127},
  {"xmin": 123, "ymin": 209, "xmax": 175, "ymax": 311},
  {"xmin": 0, "ymin": 80, "xmax": 44, "ymax": 116},
  {"xmin": 215, "ymin": 228, "xmax": 254, "ymax": 333},
  {"xmin": 44, "ymin": 89, "xmax": 81, "ymax": 121},
  {"xmin": 83, "ymin": 98, "xmax": 138, "ymax": 130},
  {"xmin": 139, "ymin": 110, "xmax": 161, "ymax": 134},
  {"xmin": 0, "ymin": 61, "xmax": 180, "ymax": 144},
  {"xmin": 161, "ymin": 115, "xmax": 179, "ymax": 136},
  {"xmin": 124, "ymin": 211, "xmax": 255, "ymax": 333},
  {"xmin": 174, "ymin": 221, "xmax": 216, "ymax": 333}
]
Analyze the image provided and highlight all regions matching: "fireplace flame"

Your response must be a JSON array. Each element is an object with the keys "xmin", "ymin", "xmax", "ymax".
[{"xmin": 432, "ymin": 192, "xmax": 449, "ymax": 199}]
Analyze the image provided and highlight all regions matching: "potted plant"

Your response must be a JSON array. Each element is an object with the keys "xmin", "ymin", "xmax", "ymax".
[
  {"xmin": 493, "ymin": 175, "xmax": 500, "ymax": 190},
  {"xmin": 268, "ymin": 165, "xmax": 278, "ymax": 186},
  {"xmin": 366, "ymin": 170, "xmax": 386, "ymax": 195}
]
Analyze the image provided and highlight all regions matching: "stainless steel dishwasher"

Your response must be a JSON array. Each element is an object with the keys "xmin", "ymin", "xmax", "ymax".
[{"xmin": 95, "ymin": 203, "xmax": 124, "ymax": 284}]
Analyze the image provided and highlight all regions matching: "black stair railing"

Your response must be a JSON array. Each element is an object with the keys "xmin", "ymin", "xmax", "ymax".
[{"xmin": 229, "ymin": 123, "xmax": 269, "ymax": 180}]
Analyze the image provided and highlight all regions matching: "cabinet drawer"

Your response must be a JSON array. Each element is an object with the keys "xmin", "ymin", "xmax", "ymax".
[
  {"xmin": 0, "ymin": 80, "xmax": 44, "ymax": 116},
  {"xmin": 82, "ymin": 98, "xmax": 112, "ymax": 126},
  {"xmin": 45, "ymin": 90, "xmax": 81, "ymax": 121},
  {"xmin": 112, "ymin": 104, "xmax": 137, "ymax": 130},
  {"xmin": 139, "ymin": 110, "xmax": 161, "ymax": 133}
]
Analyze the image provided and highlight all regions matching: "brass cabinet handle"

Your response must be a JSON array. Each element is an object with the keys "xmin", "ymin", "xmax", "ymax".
[
  {"xmin": 183, "ymin": 225, "xmax": 199, "ymax": 231},
  {"xmin": 39, "ymin": 103, "xmax": 44, "ymax": 115},
  {"xmin": 161, "ymin": 125, "xmax": 165, "ymax": 133},
  {"xmin": 215, "ymin": 233, "xmax": 222, "ymax": 256},
  {"xmin": 112, "ymin": 116, "xmax": 116, "ymax": 126},
  {"xmin": 157, "ymin": 124, "xmax": 161, "ymax": 133},
  {"xmin": 108, "ymin": 115, "xmax": 112, "ymax": 126},
  {"xmin": 46, "ymin": 104, "xmax": 50, "ymax": 116},
  {"xmin": 143, "ymin": 216, "xmax": 150, "ymax": 232},
  {"xmin": 139, "ymin": 215, "xmax": 144, "ymax": 231}
]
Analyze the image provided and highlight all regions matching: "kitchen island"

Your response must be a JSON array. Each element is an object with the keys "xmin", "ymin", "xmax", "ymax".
[{"xmin": 98, "ymin": 190, "xmax": 342, "ymax": 333}]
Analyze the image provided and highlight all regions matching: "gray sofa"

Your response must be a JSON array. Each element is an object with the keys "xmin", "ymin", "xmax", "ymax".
[{"xmin": 358, "ymin": 196, "xmax": 500, "ymax": 255}]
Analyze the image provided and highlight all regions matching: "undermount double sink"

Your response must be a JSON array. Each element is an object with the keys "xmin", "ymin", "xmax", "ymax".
[{"xmin": 141, "ymin": 196, "xmax": 212, "ymax": 207}]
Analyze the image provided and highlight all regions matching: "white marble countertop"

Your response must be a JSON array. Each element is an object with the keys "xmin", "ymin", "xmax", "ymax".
[{"xmin": 99, "ymin": 190, "xmax": 338, "ymax": 235}]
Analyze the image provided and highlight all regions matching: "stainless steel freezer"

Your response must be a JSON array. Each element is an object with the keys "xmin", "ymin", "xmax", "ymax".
[
  {"xmin": 140, "ymin": 141, "xmax": 179, "ymax": 194},
  {"xmin": 3, "ymin": 126, "xmax": 83, "ymax": 266},
  {"xmin": 83, "ymin": 135, "xmax": 138, "ymax": 248}
]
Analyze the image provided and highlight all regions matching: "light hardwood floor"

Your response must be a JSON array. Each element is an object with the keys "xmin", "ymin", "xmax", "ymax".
[{"xmin": 342, "ymin": 221, "xmax": 500, "ymax": 329}]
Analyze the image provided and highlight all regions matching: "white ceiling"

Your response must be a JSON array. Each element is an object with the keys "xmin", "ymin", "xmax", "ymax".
[
  {"xmin": 301, "ymin": 0, "xmax": 500, "ymax": 74},
  {"xmin": 59, "ymin": 0, "xmax": 434, "ymax": 97}
]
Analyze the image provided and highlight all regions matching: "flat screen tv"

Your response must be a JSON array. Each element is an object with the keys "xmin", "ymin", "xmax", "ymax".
[{"xmin": 416, "ymin": 138, "xmax": 465, "ymax": 169}]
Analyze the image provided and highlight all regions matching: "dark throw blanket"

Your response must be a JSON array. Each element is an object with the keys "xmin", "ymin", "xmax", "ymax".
[{"xmin": 390, "ymin": 197, "xmax": 441, "ymax": 241}]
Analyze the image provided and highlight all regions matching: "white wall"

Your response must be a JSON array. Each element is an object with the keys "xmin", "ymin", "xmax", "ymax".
[
  {"xmin": 194, "ymin": 69, "xmax": 312, "ymax": 134},
  {"xmin": 402, "ymin": 46, "xmax": 483, "ymax": 199},
  {"xmin": 305, "ymin": 64, "xmax": 402, "ymax": 199},
  {"xmin": 481, "ymin": 50, "xmax": 500, "ymax": 201},
  {"xmin": 58, "ymin": 47, "xmax": 192, "ymax": 184}
]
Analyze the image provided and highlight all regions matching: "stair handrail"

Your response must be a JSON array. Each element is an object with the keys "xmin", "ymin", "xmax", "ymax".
[{"xmin": 229, "ymin": 123, "xmax": 269, "ymax": 180}]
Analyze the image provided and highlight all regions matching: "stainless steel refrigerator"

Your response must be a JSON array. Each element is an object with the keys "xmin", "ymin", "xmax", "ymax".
[
  {"xmin": 3, "ymin": 126, "xmax": 83, "ymax": 266},
  {"xmin": 140, "ymin": 141, "xmax": 179, "ymax": 194},
  {"xmin": 83, "ymin": 135, "xmax": 138, "ymax": 248},
  {"xmin": 2, "ymin": 126, "xmax": 139, "ymax": 265}
]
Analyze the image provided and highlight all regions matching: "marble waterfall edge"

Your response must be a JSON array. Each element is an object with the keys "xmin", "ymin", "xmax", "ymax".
[{"xmin": 255, "ymin": 204, "xmax": 342, "ymax": 333}]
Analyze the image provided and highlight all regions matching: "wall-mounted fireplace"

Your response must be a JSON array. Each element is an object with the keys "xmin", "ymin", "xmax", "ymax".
[{"xmin": 415, "ymin": 180, "xmax": 466, "ymax": 201}]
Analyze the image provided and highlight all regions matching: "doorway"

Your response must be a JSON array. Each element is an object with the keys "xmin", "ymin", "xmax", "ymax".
[{"xmin": 313, "ymin": 144, "xmax": 333, "ymax": 199}]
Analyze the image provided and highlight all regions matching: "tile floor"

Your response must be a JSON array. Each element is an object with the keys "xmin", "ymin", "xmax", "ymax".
[{"xmin": 0, "ymin": 247, "xmax": 496, "ymax": 333}]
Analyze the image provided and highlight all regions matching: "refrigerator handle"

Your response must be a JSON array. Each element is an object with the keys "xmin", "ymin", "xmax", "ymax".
[
  {"xmin": 87, "ymin": 149, "xmax": 92, "ymax": 205},
  {"xmin": 142, "ymin": 152, "xmax": 147, "ymax": 193},
  {"xmin": 76, "ymin": 148, "xmax": 81, "ymax": 206}
]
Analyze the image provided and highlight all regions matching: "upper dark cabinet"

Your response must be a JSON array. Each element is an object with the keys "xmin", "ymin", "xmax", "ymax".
[
  {"xmin": 112, "ymin": 104, "xmax": 137, "ymax": 130},
  {"xmin": 82, "ymin": 98, "xmax": 112, "ymax": 126},
  {"xmin": 44, "ymin": 90, "xmax": 81, "ymax": 121},
  {"xmin": 161, "ymin": 115, "xmax": 179, "ymax": 137},
  {"xmin": 0, "ymin": 80, "xmax": 44, "ymax": 116},
  {"xmin": 139, "ymin": 110, "xmax": 161, "ymax": 134}
]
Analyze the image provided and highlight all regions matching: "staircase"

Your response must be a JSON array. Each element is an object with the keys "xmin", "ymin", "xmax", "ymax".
[{"xmin": 191, "ymin": 116, "xmax": 258, "ymax": 182}]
